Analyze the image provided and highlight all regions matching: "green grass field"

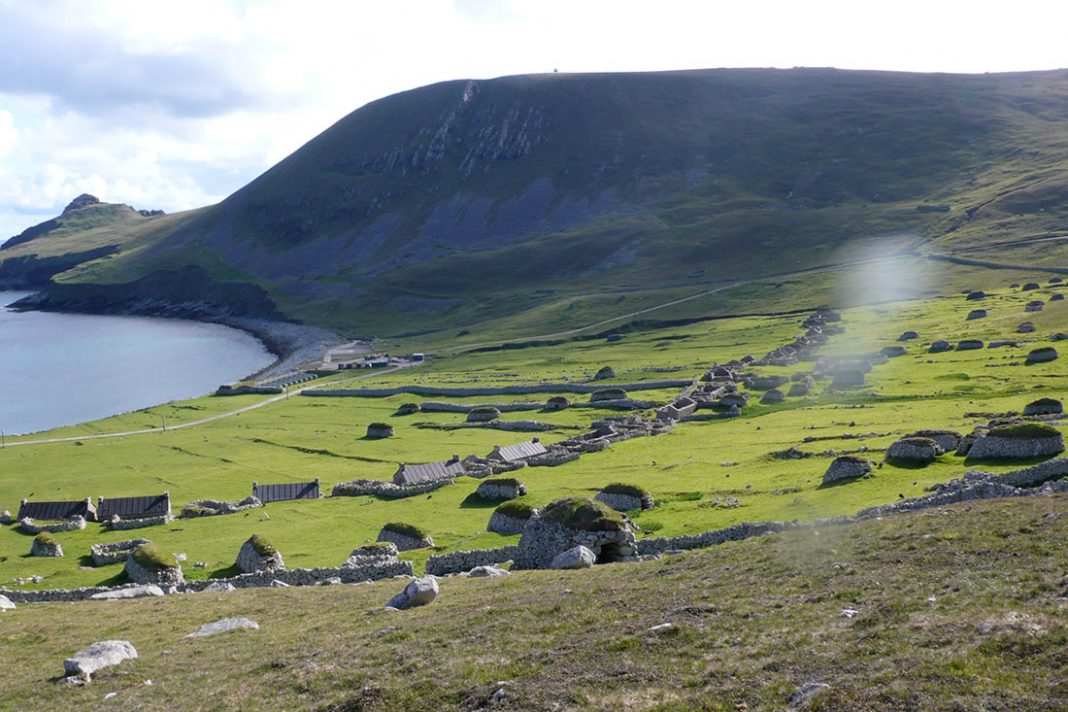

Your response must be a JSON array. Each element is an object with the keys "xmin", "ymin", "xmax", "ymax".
[{"xmin": 2, "ymin": 272, "xmax": 1067, "ymax": 591}]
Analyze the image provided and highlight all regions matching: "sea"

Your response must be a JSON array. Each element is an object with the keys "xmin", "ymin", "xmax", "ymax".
[{"xmin": 0, "ymin": 291, "xmax": 275, "ymax": 435}]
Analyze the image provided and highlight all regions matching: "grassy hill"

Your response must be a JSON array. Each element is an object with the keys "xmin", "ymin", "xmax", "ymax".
[
  {"xmin": 1, "ymin": 494, "xmax": 1064, "ymax": 710},
  {"xmin": 7, "ymin": 68, "xmax": 1068, "ymax": 339}
]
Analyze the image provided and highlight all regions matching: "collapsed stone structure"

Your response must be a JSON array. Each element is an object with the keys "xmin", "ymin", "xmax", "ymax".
[
  {"xmin": 181, "ymin": 497, "xmax": 263, "ymax": 518},
  {"xmin": 512, "ymin": 497, "xmax": 638, "ymax": 570},
  {"xmin": 124, "ymin": 545, "xmax": 184, "ymax": 586},
  {"xmin": 343, "ymin": 542, "xmax": 401, "ymax": 569},
  {"xmin": 378, "ymin": 523, "xmax": 434, "ymax": 550},
  {"xmin": 90, "ymin": 539, "xmax": 151, "ymax": 566}
]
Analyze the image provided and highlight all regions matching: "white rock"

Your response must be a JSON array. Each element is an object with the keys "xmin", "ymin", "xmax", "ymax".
[
  {"xmin": 467, "ymin": 565, "xmax": 510, "ymax": 578},
  {"xmin": 840, "ymin": 608, "xmax": 858, "ymax": 619},
  {"xmin": 385, "ymin": 575, "xmax": 439, "ymax": 609},
  {"xmin": 648, "ymin": 623, "xmax": 676, "ymax": 633},
  {"xmin": 90, "ymin": 585, "xmax": 165, "ymax": 600},
  {"xmin": 64, "ymin": 640, "xmax": 138, "ymax": 678},
  {"xmin": 550, "ymin": 545, "xmax": 596, "ymax": 570},
  {"xmin": 185, "ymin": 617, "xmax": 260, "ymax": 638},
  {"xmin": 0, "ymin": 594, "xmax": 15, "ymax": 611},
  {"xmin": 202, "ymin": 581, "xmax": 236, "ymax": 593},
  {"xmin": 269, "ymin": 579, "xmax": 290, "ymax": 588}
]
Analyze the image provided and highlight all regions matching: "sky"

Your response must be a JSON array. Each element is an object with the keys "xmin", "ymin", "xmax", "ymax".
[{"xmin": 1, "ymin": 0, "xmax": 1066, "ymax": 241}]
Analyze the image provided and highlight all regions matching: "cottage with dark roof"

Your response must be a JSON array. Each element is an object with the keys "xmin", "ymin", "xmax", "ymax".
[
  {"xmin": 487, "ymin": 439, "xmax": 548, "ymax": 464},
  {"xmin": 393, "ymin": 456, "xmax": 465, "ymax": 486},
  {"xmin": 252, "ymin": 479, "xmax": 321, "ymax": 504},
  {"xmin": 97, "ymin": 493, "xmax": 171, "ymax": 522},
  {"xmin": 17, "ymin": 498, "xmax": 96, "ymax": 522}
]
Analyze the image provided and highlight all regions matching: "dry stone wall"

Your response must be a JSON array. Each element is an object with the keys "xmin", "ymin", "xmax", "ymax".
[{"xmin": 425, "ymin": 546, "xmax": 520, "ymax": 576}]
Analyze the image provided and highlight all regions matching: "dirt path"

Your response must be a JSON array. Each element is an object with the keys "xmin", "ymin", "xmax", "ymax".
[{"xmin": 1, "ymin": 367, "xmax": 401, "ymax": 449}]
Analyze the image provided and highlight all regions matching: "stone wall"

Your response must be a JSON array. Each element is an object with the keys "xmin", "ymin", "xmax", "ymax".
[
  {"xmin": 425, "ymin": 546, "xmax": 520, "ymax": 576},
  {"xmin": 332, "ymin": 479, "xmax": 452, "ymax": 498},
  {"xmin": 90, "ymin": 539, "xmax": 151, "ymax": 566},
  {"xmin": 419, "ymin": 401, "xmax": 544, "ymax": 413},
  {"xmin": 181, "ymin": 497, "xmax": 263, "ymax": 518},
  {"xmin": 636, "ymin": 521, "xmax": 791, "ymax": 556},
  {"xmin": 19, "ymin": 516, "xmax": 85, "ymax": 534},
  {"xmin": 107, "ymin": 514, "xmax": 173, "ymax": 530},
  {"xmin": 302, "ymin": 379, "xmax": 690, "ymax": 399}
]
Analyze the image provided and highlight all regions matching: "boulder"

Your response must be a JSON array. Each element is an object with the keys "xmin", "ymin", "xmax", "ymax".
[
  {"xmin": 957, "ymin": 339, "xmax": 984, "ymax": 351},
  {"xmin": 467, "ymin": 565, "xmax": 510, "ymax": 578},
  {"xmin": 898, "ymin": 331, "xmax": 919, "ymax": 341},
  {"xmin": 64, "ymin": 640, "xmax": 138, "ymax": 680},
  {"xmin": 0, "ymin": 594, "xmax": 15, "ymax": 611},
  {"xmin": 929, "ymin": 340, "xmax": 953, "ymax": 353},
  {"xmin": 365, "ymin": 423, "xmax": 395, "ymax": 439},
  {"xmin": 186, "ymin": 618, "xmax": 260, "ymax": 638},
  {"xmin": 235, "ymin": 535, "xmax": 286, "ymax": 574},
  {"xmin": 966, "ymin": 309, "xmax": 987, "ymax": 320},
  {"xmin": 823, "ymin": 456, "xmax": 873, "ymax": 484},
  {"xmin": 1026, "ymin": 347, "xmax": 1058, "ymax": 364},
  {"xmin": 593, "ymin": 366, "xmax": 616, "ymax": 380},
  {"xmin": 1018, "ymin": 321, "xmax": 1036, "ymax": 333},
  {"xmin": 1023, "ymin": 397, "xmax": 1063, "ymax": 416},
  {"xmin": 551, "ymin": 545, "xmax": 597, "ymax": 570},
  {"xmin": 886, "ymin": 437, "xmax": 943, "ymax": 465},
  {"xmin": 90, "ymin": 584, "xmax": 165, "ymax": 600},
  {"xmin": 760, "ymin": 388, "xmax": 785, "ymax": 404},
  {"xmin": 385, "ymin": 575, "xmax": 439, "ymax": 610}
]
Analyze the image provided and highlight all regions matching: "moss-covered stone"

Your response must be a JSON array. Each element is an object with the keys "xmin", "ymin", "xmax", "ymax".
[{"xmin": 540, "ymin": 497, "xmax": 627, "ymax": 532}]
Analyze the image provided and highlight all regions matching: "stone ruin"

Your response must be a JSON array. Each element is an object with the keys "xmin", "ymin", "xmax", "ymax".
[
  {"xmin": 1023, "ymin": 398, "xmax": 1063, "ymax": 416},
  {"xmin": 822, "ymin": 456, "xmax": 873, "ymax": 484},
  {"xmin": 512, "ymin": 497, "xmax": 639, "ymax": 570},
  {"xmin": 90, "ymin": 538, "xmax": 151, "ymax": 567},
  {"xmin": 378, "ymin": 523, "xmax": 434, "ymax": 551},
  {"xmin": 476, "ymin": 478, "xmax": 527, "ymax": 501},
  {"xmin": 235, "ymin": 535, "xmax": 286, "ymax": 574},
  {"xmin": 181, "ymin": 497, "xmax": 262, "ymax": 518},
  {"xmin": 907, "ymin": 429, "xmax": 962, "ymax": 452},
  {"xmin": 19, "ymin": 516, "xmax": 86, "ymax": 534},
  {"xmin": 885, "ymin": 436, "xmax": 943, "ymax": 465}
]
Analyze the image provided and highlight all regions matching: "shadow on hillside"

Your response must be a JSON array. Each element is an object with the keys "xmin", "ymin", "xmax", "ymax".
[{"xmin": 460, "ymin": 493, "xmax": 499, "ymax": 509}]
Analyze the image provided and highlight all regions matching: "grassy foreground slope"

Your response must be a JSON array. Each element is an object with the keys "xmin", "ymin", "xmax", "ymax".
[{"xmin": 0, "ymin": 495, "xmax": 1065, "ymax": 711}]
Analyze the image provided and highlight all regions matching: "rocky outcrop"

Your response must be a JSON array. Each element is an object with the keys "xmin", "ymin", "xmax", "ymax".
[
  {"xmin": 822, "ymin": 456, "xmax": 872, "ymax": 484},
  {"xmin": 235, "ymin": 535, "xmax": 286, "ymax": 574},
  {"xmin": 885, "ymin": 437, "xmax": 943, "ymax": 465}
]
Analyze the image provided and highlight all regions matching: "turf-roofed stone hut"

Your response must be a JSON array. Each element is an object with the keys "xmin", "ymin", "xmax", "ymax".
[
  {"xmin": 966, "ymin": 422, "xmax": 1065, "ymax": 460},
  {"xmin": 395, "ymin": 403, "xmax": 420, "ymax": 415},
  {"xmin": 1018, "ymin": 322, "xmax": 1036, "ymax": 333},
  {"xmin": 512, "ymin": 497, "xmax": 638, "ymax": 570},
  {"xmin": 885, "ymin": 437, "xmax": 943, "ymax": 465},
  {"xmin": 595, "ymin": 483, "xmax": 655, "ymax": 511},
  {"xmin": 366, "ymin": 422, "xmax": 395, "ymax": 439},
  {"xmin": 476, "ymin": 477, "xmax": 527, "ymax": 501},
  {"xmin": 957, "ymin": 339, "xmax": 984, "ymax": 351},
  {"xmin": 822, "ymin": 456, "xmax": 873, "ymax": 484},
  {"xmin": 488, "ymin": 501, "xmax": 536, "ymax": 535},
  {"xmin": 898, "ymin": 331, "xmax": 919, "ymax": 341},
  {"xmin": 343, "ymin": 542, "xmax": 400, "ymax": 569},
  {"xmin": 929, "ymin": 340, "xmax": 952, "ymax": 353},
  {"xmin": 1024, "ymin": 398, "xmax": 1063, "ymax": 416},
  {"xmin": 467, "ymin": 406, "xmax": 502, "ymax": 423},
  {"xmin": 252, "ymin": 480, "xmax": 321, "ymax": 503},
  {"xmin": 125, "ymin": 543, "xmax": 184, "ymax": 586},
  {"xmin": 487, "ymin": 439, "xmax": 547, "ymax": 465},
  {"xmin": 1026, "ymin": 347, "xmax": 1058, "ymax": 364},
  {"xmin": 30, "ymin": 533, "xmax": 63, "ymax": 557},
  {"xmin": 393, "ymin": 456, "xmax": 465, "ymax": 486},
  {"xmin": 760, "ymin": 388, "xmax": 785, "ymax": 404},
  {"xmin": 18, "ymin": 498, "xmax": 96, "ymax": 523},
  {"xmin": 545, "ymin": 396, "xmax": 571, "ymax": 410},
  {"xmin": 235, "ymin": 534, "xmax": 286, "ymax": 573},
  {"xmin": 590, "ymin": 387, "xmax": 628, "ymax": 403},
  {"xmin": 906, "ymin": 429, "xmax": 962, "ymax": 452},
  {"xmin": 97, "ymin": 492, "xmax": 171, "ymax": 528},
  {"xmin": 378, "ymin": 522, "xmax": 434, "ymax": 551},
  {"xmin": 966, "ymin": 309, "xmax": 987, "ymax": 320}
]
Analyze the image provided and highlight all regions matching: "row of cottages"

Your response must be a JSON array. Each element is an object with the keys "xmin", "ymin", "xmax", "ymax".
[
  {"xmin": 17, "ymin": 493, "xmax": 171, "ymax": 523},
  {"xmin": 393, "ymin": 439, "xmax": 548, "ymax": 486}
]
